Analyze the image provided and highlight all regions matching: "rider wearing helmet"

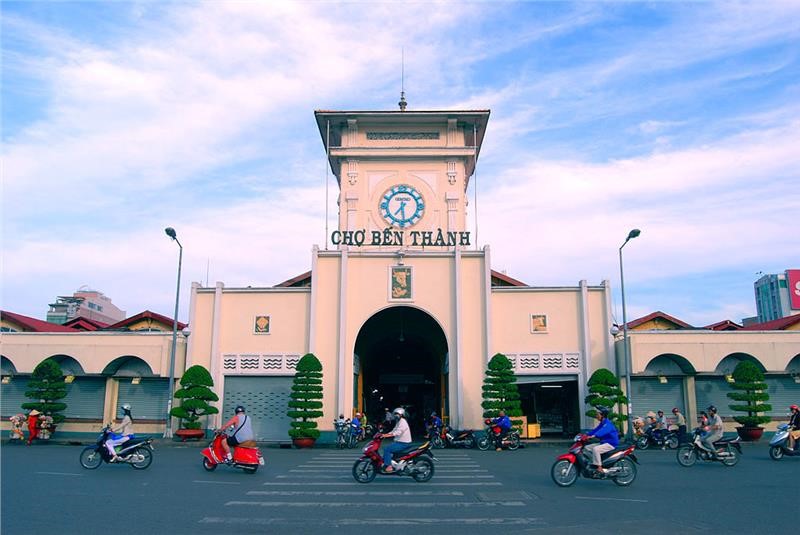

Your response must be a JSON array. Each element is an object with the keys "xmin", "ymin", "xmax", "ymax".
[
  {"xmin": 492, "ymin": 410, "xmax": 512, "ymax": 451},
  {"xmin": 671, "ymin": 407, "xmax": 687, "ymax": 442},
  {"xmin": 787, "ymin": 404, "xmax": 800, "ymax": 451},
  {"xmin": 379, "ymin": 407, "xmax": 412, "ymax": 473},
  {"xmin": 427, "ymin": 411, "xmax": 443, "ymax": 440},
  {"xmin": 106, "ymin": 403, "xmax": 134, "ymax": 462},
  {"xmin": 218, "ymin": 405, "xmax": 255, "ymax": 463},
  {"xmin": 586, "ymin": 406, "xmax": 619, "ymax": 474},
  {"xmin": 702, "ymin": 405, "xmax": 724, "ymax": 458}
]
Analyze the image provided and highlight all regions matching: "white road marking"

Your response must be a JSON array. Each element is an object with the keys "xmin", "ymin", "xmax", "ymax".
[
  {"xmin": 247, "ymin": 490, "xmax": 465, "ymax": 496},
  {"xmin": 200, "ymin": 517, "xmax": 545, "ymax": 526},
  {"xmin": 35, "ymin": 472, "xmax": 83, "ymax": 476},
  {"xmin": 226, "ymin": 500, "xmax": 525, "ymax": 507},
  {"xmin": 262, "ymin": 482, "xmax": 503, "ymax": 486},
  {"xmin": 289, "ymin": 469, "xmax": 488, "ymax": 473},
  {"xmin": 575, "ymin": 496, "xmax": 649, "ymax": 503},
  {"xmin": 192, "ymin": 480, "xmax": 241, "ymax": 485},
  {"xmin": 276, "ymin": 474, "xmax": 494, "ymax": 479}
]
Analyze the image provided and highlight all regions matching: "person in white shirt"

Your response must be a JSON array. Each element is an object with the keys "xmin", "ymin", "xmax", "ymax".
[
  {"xmin": 380, "ymin": 407, "xmax": 412, "ymax": 472},
  {"xmin": 106, "ymin": 404, "xmax": 134, "ymax": 462}
]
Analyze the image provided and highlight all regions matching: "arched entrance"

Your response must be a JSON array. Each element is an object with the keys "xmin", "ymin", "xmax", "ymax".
[{"xmin": 354, "ymin": 306, "xmax": 448, "ymax": 436}]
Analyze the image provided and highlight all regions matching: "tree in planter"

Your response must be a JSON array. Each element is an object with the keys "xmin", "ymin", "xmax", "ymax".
[
  {"xmin": 287, "ymin": 353, "xmax": 323, "ymax": 441},
  {"xmin": 481, "ymin": 353, "xmax": 523, "ymax": 423},
  {"xmin": 22, "ymin": 359, "xmax": 68, "ymax": 437},
  {"xmin": 170, "ymin": 365, "xmax": 219, "ymax": 430},
  {"xmin": 727, "ymin": 360, "xmax": 771, "ymax": 429},
  {"xmin": 584, "ymin": 368, "xmax": 628, "ymax": 432}
]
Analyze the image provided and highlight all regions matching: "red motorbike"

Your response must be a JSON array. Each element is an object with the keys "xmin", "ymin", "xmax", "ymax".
[
  {"xmin": 352, "ymin": 434, "xmax": 436, "ymax": 483},
  {"xmin": 477, "ymin": 419, "xmax": 520, "ymax": 450},
  {"xmin": 201, "ymin": 431, "xmax": 264, "ymax": 474},
  {"xmin": 551, "ymin": 433, "xmax": 638, "ymax": 487}
]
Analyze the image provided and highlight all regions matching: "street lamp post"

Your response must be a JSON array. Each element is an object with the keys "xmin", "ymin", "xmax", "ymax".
[
  {"xmin": 619, "ymin": 228, "xmax": 640, "ymax": 441},
  {"xmin": 164, "ymin": 227, "xmax": 182, "ymax": 439}
]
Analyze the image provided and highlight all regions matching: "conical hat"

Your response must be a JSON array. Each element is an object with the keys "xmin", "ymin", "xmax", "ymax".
[{"xmin": 29, "ymin": 409, "xmax": 41, "ymax": 416}]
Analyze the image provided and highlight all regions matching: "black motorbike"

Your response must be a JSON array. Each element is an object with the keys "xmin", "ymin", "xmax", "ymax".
[
  {"xmin": 676, "ymin": 427, "xmax": 741, "ymax": 467},
  {"xmin": 636, "ymin": 423, "xmax": 679, "ymax": 450},
  {"xmin": 441, "ymin": 425, "xmax": 476, "ymax": 448},
  {"xmin": 79, "ymin": 426, "xmax": 154, "ymax": 470}
]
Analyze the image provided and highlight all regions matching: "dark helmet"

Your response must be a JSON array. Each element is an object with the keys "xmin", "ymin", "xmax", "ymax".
[
  {"xmin": 596, "ymin": 406, "xmax": 610, "ymax": 417},
  {"xmin": 235, "ymin": 406, "xmax": 245, "ymax": 414},
  {"xmin": 707, "ymin": 405, "xmax": 717, "ymax": 413}
]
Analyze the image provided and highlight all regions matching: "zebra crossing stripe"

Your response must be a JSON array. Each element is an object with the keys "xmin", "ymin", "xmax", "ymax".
[{"xmin": 225, "ymin": 501, "xmax": 526, "ymax": 507}]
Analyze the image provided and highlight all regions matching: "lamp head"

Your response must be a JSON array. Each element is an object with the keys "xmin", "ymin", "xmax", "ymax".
[
  {"xmin": 627, "ymin": 229, "xmax": 641, "ymax": 240},
  {"xmin": 165, "ymin": 227, "xmax": 177, "ymax": 240}
]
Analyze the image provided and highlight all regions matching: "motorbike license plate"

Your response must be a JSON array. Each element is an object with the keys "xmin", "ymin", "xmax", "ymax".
[{"xmin": 259, "ymin": 457, "xmax": 265, "ymax": 465}]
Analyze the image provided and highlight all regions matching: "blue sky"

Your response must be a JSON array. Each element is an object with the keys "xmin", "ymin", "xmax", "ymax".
[{"xmin": 3, "ymin": 1, "xmax": 799, "ymax": 326}]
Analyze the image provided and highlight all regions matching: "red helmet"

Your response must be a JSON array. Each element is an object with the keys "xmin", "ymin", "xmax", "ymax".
[{"xmin": 791, "ymin": 405, "xmax": 799, "ymax": 411}]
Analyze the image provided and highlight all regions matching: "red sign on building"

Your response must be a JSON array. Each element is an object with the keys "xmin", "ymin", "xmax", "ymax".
[{"xmin": 788, "ymin": 270, "xmax": 800, "ymax": 310}]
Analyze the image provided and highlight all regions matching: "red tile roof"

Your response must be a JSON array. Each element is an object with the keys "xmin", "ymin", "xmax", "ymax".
[
  {"xmin": 627, "ymin": 311, "xmax": 694, "ymax": 330},
  {"xmin": 0, "ymin": 310, "xmax": 78, "ymax": 332},
  {"xmin": 273, "ymin": 268, "xmax": 528, "ymax": 288},
  {"xmin": 703, "ymin": 319, "xmax": 743, "ymax": 331},
  {"xmin": 490, "ymin": 270, "xmax": 527, "ymax": 287},
  {"xmin": 62, "ymin": 317, "xmax": 110, "ymax": 331},
  {"xmin": 105, "ymin": 310, "xmax": 186, "ymax": 331},
  {"xmin": 740, "ymin": 314, "xmax": 800, "ymax": 331}
]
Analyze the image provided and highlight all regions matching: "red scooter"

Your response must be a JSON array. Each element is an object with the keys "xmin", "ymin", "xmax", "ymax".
[
  {"xmin": 352, "ymin": 434, "xmax": 436, "ymax": 483},
  {"xmin": 201, "ymin": 431, "xmax": 264, "ymax": 474},
  {"xmin": 551, "ymin": 433, "xmax": 638, "ymax": 487}
]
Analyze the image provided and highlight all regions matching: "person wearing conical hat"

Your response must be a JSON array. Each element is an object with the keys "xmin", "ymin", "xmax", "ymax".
[{"xmin": 27, "ymin": 410, "xmax": 40, "ymax": 445}]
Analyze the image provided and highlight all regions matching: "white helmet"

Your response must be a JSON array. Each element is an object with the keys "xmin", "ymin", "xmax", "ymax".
[
  {"xmin": 121, "ymin": 403, "xmax": 131, "ymax": 411},
  {"xmin": 393, "ymin": 407, "xmax": 405, "ymax": 417}
]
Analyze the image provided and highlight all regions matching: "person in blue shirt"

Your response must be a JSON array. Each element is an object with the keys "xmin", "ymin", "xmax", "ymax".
[
  {"xmin": 350, "ymin": 412, "xmax": 363, "ymax": 440},
  {"xmin": 492, "ymin": 410, "xmax": 512, "ymax": 451},
  {"xmin": 585, "ymin": 406, "xmax": 619, "ymax": 474},
  {"xmin": 427, "ymin": 412, "xmax": 443, "ymax": 440}
]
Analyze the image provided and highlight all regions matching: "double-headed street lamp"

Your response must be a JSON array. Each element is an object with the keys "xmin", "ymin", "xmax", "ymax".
[
  {"xmin": 164, "ymin": 227, "xmax": 182, "ymax": 439},
  {"xmin": 619, "ymin": 228, "xmax": 640, "ymax": 441}
]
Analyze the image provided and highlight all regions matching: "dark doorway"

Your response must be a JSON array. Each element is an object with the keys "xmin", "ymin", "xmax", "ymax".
[
  {"xmin": 355, "ymin": 306, "xmax": 448, "ymax": 437},
  {"xmin": 518, "ymin": 380, "xmax": 580, "ymax": 437}
]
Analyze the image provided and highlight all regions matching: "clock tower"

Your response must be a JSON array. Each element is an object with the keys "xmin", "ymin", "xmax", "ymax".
[{"xmin": 314, "ymin": 108, "xmax": 490, "ymax": 249}]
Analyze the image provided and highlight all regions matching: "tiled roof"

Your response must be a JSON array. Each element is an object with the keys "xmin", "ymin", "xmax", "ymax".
[
  {"xmin": 272, "ymin": 268, "xmax": 528, "ymax": 288},
  {"xmin": 62, "ymin": 317, "xmax": 110, "ymax": 331},
  {"xmin": 703, "ymin": 319, "xmax": 743, "ymax": 331},
  {"xmin": 740, "ymin": 314, "xmax": 800, "ymax": 331},
  {"xmin": 0, "ymin": 310, "xmax": 78, "ymax": 332},
  {"xmin": 105, "ymin": 310, "xmax": 186, "ymax": 331},
  {"xmin": 627, "ymin": 311, "xmax": 694, "ymax": 330}
]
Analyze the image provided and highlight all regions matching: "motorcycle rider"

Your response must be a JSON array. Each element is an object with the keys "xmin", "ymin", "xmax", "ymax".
[
  {"xmin": 787, "ymin": 404, "xmax": 800, "ymax": 451},
  {"xmin": 379, "ymin": 407, "xmax": 412, "ymax": 473},
  {"xmin": 671, "ymin": 407, "xmax": 687, "ymax": 442},
  {"xmin": 106, "ymin": 404, "xmax": 134, "ymax": 462},
  {"xmin": 492, "ymin": 410, "xmax": 512, "ymax": 451},
  {"xmin": 701, "ymin": 405, "xmax": 724, "ymax": 458},
  {"xmin": 217, "ymin": 405, "xmax": 254, "ymax": 464},
  {"xmin": 427, "ymin": 411, "xmax": 443, "ymax": 440},
  {"xmin": 351, "ymin": 412, "xmax": 363, "ymax": 440},
  {"xmin": 585, "ymin": 406, "xmax": 619, "ymax": 474}
]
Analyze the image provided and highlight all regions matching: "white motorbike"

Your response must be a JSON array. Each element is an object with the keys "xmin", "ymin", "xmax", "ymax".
[{"xmin": 768, "ymin": 423, "xmax": 800, "ymax": 461}]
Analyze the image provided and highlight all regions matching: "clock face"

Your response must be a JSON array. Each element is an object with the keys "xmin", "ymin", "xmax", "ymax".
[{"xmin": 380, "ymin": 184, "xmax": 424, "ymax": 228}]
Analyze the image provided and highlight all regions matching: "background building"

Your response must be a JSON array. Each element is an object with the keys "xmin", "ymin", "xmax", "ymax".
[
  {"xmin": 754, "ymin": 270, "xmax": 800, "ymax": 323},
  {"xmin": 46, "ymin": 286, "xmax": 126, "ymax": 325}
]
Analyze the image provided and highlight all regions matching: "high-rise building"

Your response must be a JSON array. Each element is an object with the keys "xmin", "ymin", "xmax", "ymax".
[
  {"xmin": 754, "ymin": 270, "xmax": 800, "ymax": 323},
  {"xmin": 46, "ymin": 286, "xmax": 126, "ymax": 325}
]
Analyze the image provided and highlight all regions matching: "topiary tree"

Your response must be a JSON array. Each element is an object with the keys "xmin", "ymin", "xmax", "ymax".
[
  {"xmin": 287, "ymin": 353, "xmax": 323, "ymax": 440},
  {"xmin": 170, "ymin": 365, "xmax": 219, "ymax": 430},
  {"xmin": 584, "ymin": 368, "xmax": 628, "ymax": 431},
  {"xmin": 22, "ymin": 358, "xmax": 68, "ymax": 424},
  {"xmin": 727, "ymin": 360, "xmax": 772, "ymax": 428},
  {"xmin": 481, "ymin": 353, "xmax": 523, "ymax": 423}
]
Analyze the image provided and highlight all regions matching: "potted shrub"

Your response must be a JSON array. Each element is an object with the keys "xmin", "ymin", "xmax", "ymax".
[
  {"xmin": 727, "ymin": 360, "xmax": 771, "ymax": 441},
  {"xmin": 481, "ymin": 353, "xmax": 523, "ymax": 422},
  {"xmin": 287, "ymin": 353, "xmax": 323, "ymax": 448},
  {"xmin": 585, "ymin": 368, "xmax": 628, "ymax": 433},
  {"xmin": 22, "ymin": 358, "xmax": 67, "ymax": 440},
  {"xmin": 170, "ymin": 365, "xmax": 219, "ymax": 441}
]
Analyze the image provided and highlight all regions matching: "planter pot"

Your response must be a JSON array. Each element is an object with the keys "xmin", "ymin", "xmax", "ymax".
[
  {"xmin": 292, "ymin": 437, "xmax": 316, "ymax": 449},
  {"xmin": 175, "ymin": 429, "xmax": 205, "ymax": 442},
  {"xmin": 735, "ymin": 426, "xmax": 764, "ymax": 442}
]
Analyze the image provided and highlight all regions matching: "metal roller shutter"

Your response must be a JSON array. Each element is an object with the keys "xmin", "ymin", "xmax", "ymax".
[
  {"xmin": 63, "ymin": 377, "xmax": 105, "ymax": 419},
  {"xmin": 223, "ymin": 376, "xmax": 293, "ymax": 441},
  {"xmin": 118, "ymin": 378, "xmax": 169, "ymax": 420},
  {"xmin": 631, "ymin": 377, "xmax": 684, "ymax": 417},
  {"xmin": 695, "ymin": 376, "xmax": 731, "ymax": 416},
  {"xmin": 1, "ymin": 377, "xmax": 30, "ymax": 417},
  {"xmin": 764, "ymin": 376, "xmax": 800, "ymax": 417}
]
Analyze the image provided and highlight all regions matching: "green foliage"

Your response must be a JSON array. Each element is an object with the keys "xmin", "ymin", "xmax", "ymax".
[
  {"xmin": 287, "ymin": 353, "xmax": 323, "ymax": 439},
  {"xmin": 170, "ymin": 365, "xmax": 219, "ymax": 429},
  {"xmin": 584, "ymin": 368, "xmax": 628, "ymax": 431},
  {"xmin": 480, "ymin": 353, "xmax": 522, "ymax": 421},
  {"xmin": 727, "ymin": 360, "xmax": 771, "ymax": 427},
  {"xmin": 22, "ymin": 359, "xmax": 67, "ymax": 424}
]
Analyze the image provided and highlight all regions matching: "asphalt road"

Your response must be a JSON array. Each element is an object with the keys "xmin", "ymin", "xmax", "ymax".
[{"xmin": 1, "ymin": 440, "xmax": 797, "ymax": 534}]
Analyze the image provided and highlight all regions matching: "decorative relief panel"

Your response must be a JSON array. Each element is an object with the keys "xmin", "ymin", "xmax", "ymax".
[
  {"xmin": 221, "ymin": 353, "xmax": 301, "ymax": 375},
  {"xmin": 502, "ymin": 352, "xmax": 581, "ymax": 374}
]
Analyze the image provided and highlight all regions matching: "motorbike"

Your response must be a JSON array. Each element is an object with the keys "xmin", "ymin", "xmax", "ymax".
[
  {"xmin": 79, "ymin": 426, "xmax": 154, "ymax": 470},
  {"xmin": 334, "ymin": 419, "xmax": 351, "ymax": 449},
  {"xmin": 352, "ymin": 434, "xmax": 436, "ymax": 483},
  {"xmin": 427, "ymin": 425, "xmax": 445, "ymax": 449},
  {"xmin": 441, "ymin": 425, "xmax": 476, "ymax": 449},
  {"xmin": 676, "ymin": 427, "xmax": 742, "ymax": 467},
  {"xmin": 635, "ymin": 423, "xmax": 679, "ymax": 450},
  {"xmin": 768, "ymin": 423, "xmax": 800, "ymax": 460},
  {"xmin": 550, "ymin": 433, "xmax": 639, "ymax": 487},
  {"xmin": 477, "ymin": 419, "xmax": 520, "ymax": 450},
  {"xmin": 201, "ymin": 431, "xmax": 264, "ymax": 474}
]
